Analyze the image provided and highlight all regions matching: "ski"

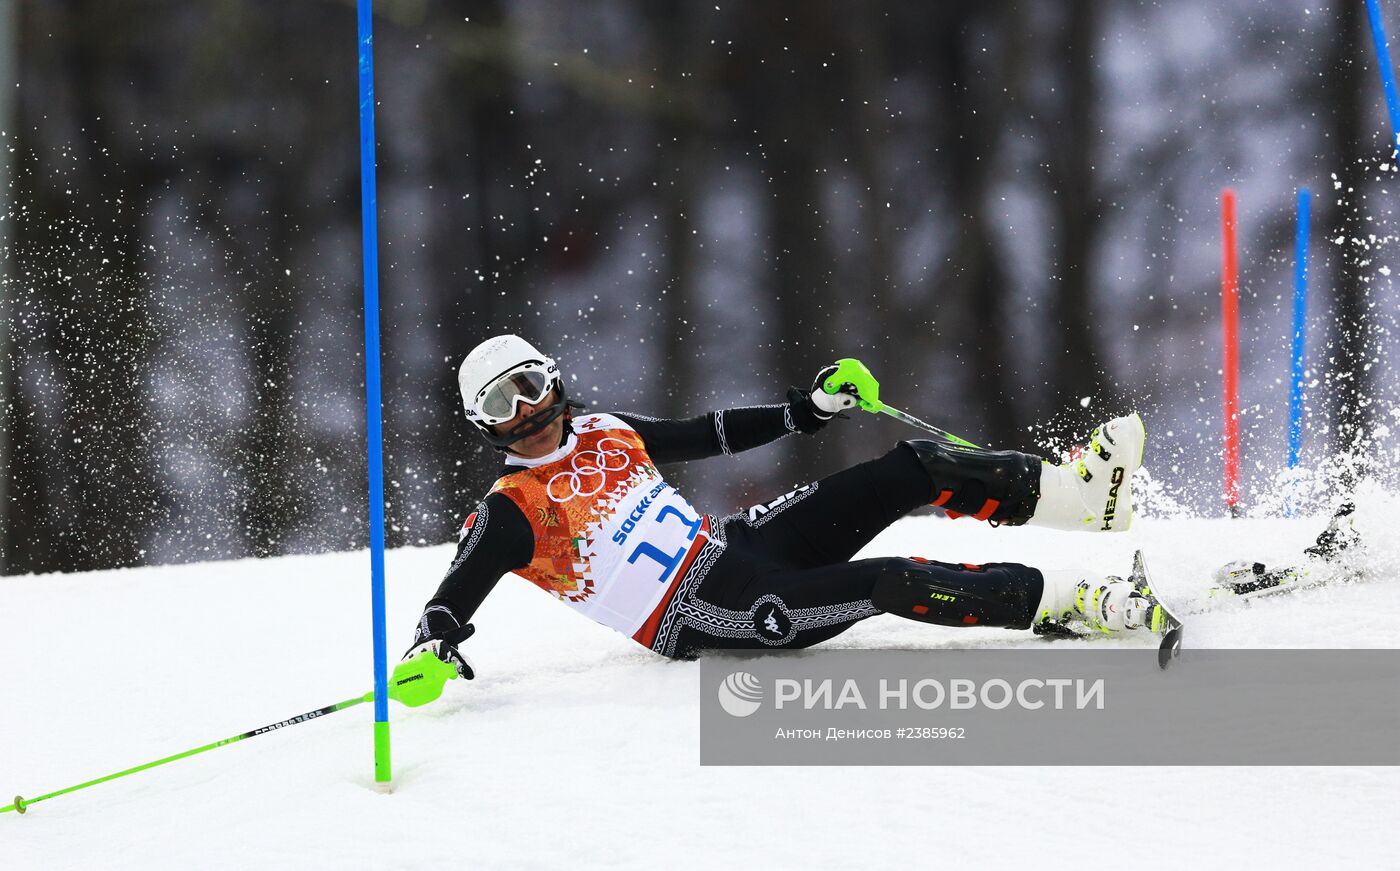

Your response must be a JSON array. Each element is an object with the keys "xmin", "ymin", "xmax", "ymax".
[
  {"xmin": 1128, "ymin": 549, "xmax": 1185, "ymax": 670},
  {"xmin": 1208, "ymin": 503, "xmax": 1362, "ymax": 601}
]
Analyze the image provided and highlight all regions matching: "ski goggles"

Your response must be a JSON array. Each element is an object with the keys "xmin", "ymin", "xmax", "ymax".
[{"xmin": 471, "ymin": 363, "xmax": 556, "ymax": 425}]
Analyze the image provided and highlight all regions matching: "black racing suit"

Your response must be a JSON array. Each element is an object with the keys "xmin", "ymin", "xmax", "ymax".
[{"xmin": 422, "ymin": 393, "xmax": 1043, "ymax": 659}]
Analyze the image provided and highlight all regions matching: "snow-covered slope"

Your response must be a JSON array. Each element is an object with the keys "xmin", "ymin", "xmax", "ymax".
[{"xmin": 4, "ymin": 495, "xmax": 1399, "ymax": 870}]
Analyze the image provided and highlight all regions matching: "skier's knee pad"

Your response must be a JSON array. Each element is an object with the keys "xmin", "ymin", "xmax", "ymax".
[
  {"xmin": 903, "ymin": 439, "xmax": 1042, "ymax": 525},
  {"xmin": 870, "ymin": 557, "xmax": 1041, "ymax": 629}
]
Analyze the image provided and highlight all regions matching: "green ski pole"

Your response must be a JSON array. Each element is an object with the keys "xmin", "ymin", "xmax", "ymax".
[
  {"xmin": 819, "ymin": 358, "xmax": 983, "ymax": 448},
  {"xmin": 3, "ymin": 650, "xmax": 461, "ymax": 816},
  {"xmin": 873, "ymin": 403, "xmax": 982, "ymax": 449},
  {"xmin": 2, "ymin": 693, "xmax": 373, "ymax": 815}
]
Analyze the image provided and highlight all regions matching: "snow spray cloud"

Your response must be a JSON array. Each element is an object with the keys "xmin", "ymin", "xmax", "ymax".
[{"xmin": 699, "ymin": 650, "xmax": 1400, "ymax": 765}]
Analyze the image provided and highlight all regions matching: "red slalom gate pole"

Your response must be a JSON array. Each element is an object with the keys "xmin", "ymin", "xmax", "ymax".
[{"xmin": 1220, "ymin": 189, "xmax": 1241, "ymax": 517}]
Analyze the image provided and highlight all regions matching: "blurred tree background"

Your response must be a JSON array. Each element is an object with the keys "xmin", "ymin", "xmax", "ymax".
[{"xmin": 3, "ymin": 0, "xmax": 1399, "ymax": 575}]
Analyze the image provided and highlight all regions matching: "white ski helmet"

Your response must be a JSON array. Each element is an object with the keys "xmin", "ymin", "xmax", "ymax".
[{"xmin": 458, "ymin": 335, "xmax": 577, "ymax": 449}]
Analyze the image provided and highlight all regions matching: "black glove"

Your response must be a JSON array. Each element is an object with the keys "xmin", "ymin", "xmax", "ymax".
[
  {"xmin": 404, "ymin": 601, "xmax": 476, "ymax": 680},
  {"xmin": 808, "ymin": 364, "xmax": 860, "ymax": 418}
]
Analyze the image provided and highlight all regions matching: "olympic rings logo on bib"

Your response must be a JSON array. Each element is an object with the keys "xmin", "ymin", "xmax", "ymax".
[{"xmin": 547, "ymin": 437, "xmax": 633, "ymax": 502}]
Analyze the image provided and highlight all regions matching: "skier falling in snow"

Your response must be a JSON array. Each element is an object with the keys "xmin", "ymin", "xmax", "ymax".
[{"xmin": 400, "ymin": 334, "xmax": 1174, "ymax": 683}]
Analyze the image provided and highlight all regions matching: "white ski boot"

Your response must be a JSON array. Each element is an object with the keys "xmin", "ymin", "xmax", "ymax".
[
  {"xmin": 1035, "ymin": 569, "xmax": 1147, "ymax": 635},
  {"xmin": 1034, "ymin": 553, "xmax": 1186, "ymax": 666},
  {"xmin": 1035, "ymin": 551, "xmax": 1181, "ymax": 638},
  {"xmin": 1029, "ymin": 413, "xmax": 1145, "ymax": 532}
]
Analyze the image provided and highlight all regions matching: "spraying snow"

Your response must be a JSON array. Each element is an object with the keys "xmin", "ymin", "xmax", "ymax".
[{"xmin": 3, "ymin": 497, "xmax": 1398, "ymax": 868}]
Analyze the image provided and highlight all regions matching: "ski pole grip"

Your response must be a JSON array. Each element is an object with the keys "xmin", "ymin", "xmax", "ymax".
[
  {"xmin": 389, "ymin": 650, "xmax": 460, "ymax": 708},
  {"xmin": 823, "ymin": 358, "xmax": 882, "ymax": 413}
]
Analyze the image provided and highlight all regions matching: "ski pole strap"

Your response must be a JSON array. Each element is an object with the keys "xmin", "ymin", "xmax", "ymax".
[{"xmin": 1, "ymin": 692, "xmax": 373, "ymax": 815}]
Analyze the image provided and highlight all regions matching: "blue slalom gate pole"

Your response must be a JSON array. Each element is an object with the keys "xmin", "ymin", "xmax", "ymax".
[
  {"xmin": 1286, "ymin": 188, "xmax": 1311, "ymax": 517},
  {"xmin": 1365, "ymin": 0, "xmax": 1400, "ymax": 148},
  {"xmin": 357, "ymin": 0, "xmax": 391, "ymax": 782}
]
